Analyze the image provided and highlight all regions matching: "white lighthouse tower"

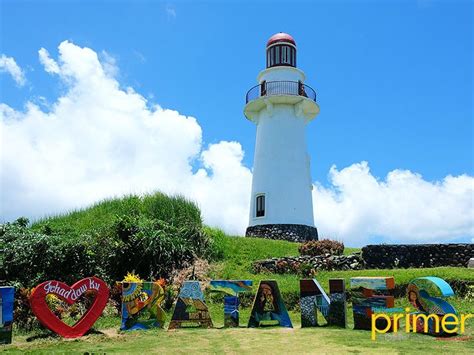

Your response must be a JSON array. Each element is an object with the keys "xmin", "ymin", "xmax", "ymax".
[{"xmin": 244, "ymin": 33, "xmax": 320, "ymax": 242}]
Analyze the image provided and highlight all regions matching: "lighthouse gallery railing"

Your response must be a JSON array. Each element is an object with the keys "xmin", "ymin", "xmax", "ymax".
[{"xmin": 245, "ymin": 81, "xmax": 317, "ymax": 104}]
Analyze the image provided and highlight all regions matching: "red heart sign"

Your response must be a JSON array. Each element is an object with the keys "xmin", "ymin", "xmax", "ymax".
[{"xmin": 30, "ymin": 277, "xmax": 109, "ymax": 338}]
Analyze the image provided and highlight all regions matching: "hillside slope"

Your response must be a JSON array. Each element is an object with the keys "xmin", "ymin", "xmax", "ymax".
[{"xmin": 206, "ymin": 229, "xmax": 474, "ymax": 312}]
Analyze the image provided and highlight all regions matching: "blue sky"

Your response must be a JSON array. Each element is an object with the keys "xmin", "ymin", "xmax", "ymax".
[
  {"xmin": 2, "ymin": 0, "xmax": 472, "ymax": 182},
  {"xmin": 1, "ymin": 0, "xmax": 472, "ymax": 244}
]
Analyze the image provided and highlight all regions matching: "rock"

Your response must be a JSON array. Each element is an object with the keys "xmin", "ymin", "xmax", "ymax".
[
  {"xmin": 252, "ymin": 251, "xmax": 367, "ymax": 274},
  {"xmin": 245, "ymin": 224, "xmax": 318, "ymax": 242},
  {"xmin": 253, "ymin": 243, "xmax": 474, "ymax": 274}
]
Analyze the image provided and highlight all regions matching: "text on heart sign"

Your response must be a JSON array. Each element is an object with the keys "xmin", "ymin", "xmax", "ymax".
[{"xmin": 43, "ymin": 279, "xmax": 101, "ymax": 301}]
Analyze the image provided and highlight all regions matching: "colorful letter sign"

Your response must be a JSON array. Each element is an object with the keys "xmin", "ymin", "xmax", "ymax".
[
  {"xmin": 300, "ymin": 279, "xmax": 347, "ymax": 328},
  {"xmin": 328, "ymin": 279, "xmax": 347, "ymax": 328},
  {"xmin": 248, "ymin": 280, "xmax": 292, "ymax": 328},
  {"xmin": 210, "ymin": 280, "xmax": 252, "ymax": 327},
  {"xmin": 407, "ymin": 276, "xmax": 458, "ymax": 335},
  {"xmin": 121, "ymin": 281, "xmax": 166, "ymax": 330},
  {"xmin": 30, "ymin": 277, "xmax": 109, "ymax": 338},
  {"xmin": 168, "ymin": 281, "xmax": 213, "ymax": 330},
  {"xmin": 300, "ymin": 279, "xmax": 329, "ymax": 327},
  {"xmin": 0, "ymin": 287, "xmax": 14, "ymax": 344},
  {"xmin": 351, "ymin": 277, "xmax": 395, "ymax": 331}
]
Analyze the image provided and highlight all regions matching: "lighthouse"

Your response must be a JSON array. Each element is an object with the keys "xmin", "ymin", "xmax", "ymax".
[{"xmin": 244, "ymin": 33, "xmax": 320, "ymax": 242}]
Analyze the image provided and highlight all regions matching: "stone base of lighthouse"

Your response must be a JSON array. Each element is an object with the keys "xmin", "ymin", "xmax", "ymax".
[{"xmin": 245, "ymin": 224, "xmax": 318, "ymax": 243}]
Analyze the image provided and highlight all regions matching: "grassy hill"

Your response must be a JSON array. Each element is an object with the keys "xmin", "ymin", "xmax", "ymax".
[
  {"xmin": 30, "ymin": 193, "xmax": 202, "ymax": 236},
  {"xmin": 207, "ymin": 228, "xmax": 473, "ymax": 297},
  {"xmin": 3, "ymin": 194, "xmax": 473, "ymax": 353},
  {"xmin": 7, "ymin": 229, "xmax": 474, "ymax": 353},
  {"xmin": 2, "ymin": 192, "xmax": 214, "ymax": 287}
]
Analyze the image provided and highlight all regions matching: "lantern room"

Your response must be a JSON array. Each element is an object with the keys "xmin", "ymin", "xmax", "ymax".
[{"xmin": 266, "ymin": 32, "xmax": 297, "ymax": 68}]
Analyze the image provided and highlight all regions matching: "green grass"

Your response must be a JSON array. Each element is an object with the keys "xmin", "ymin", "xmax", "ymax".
[
  {"xmin": 4, "ymin": 228, "xmax": 474, "ymax": 353},
  {"xmin": 4, "ymin": 192, "xmax": 210, "ymax": 288},
  {"xmin": 208, "ymin": 231, "xmax": 474, "ymax": 301},
  {"xmin": 30, "ymin": 192, "xmax": 202, "ymax": 237},
  {"xmin": 5, "ymin": 306, "xmax": 474, "ymax": 354}
]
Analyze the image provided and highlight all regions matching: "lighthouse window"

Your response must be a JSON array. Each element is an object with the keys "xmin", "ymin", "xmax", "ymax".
[
  {"xmin": 282, "ymin": 46, "xmax": 287, "ymax": 64},
  {"xmin": 266, "ymin": 45, "xmax": 296, "ymax": 68},
  {"xmin": 260, "ymin": 80, "xmax": 267, "ymax": 96},
  {"xmin": 286, "ymin": 46, "xmax": 291, "ymax": 64},
  {"xmin": 256, "ymin": 194, "xmax": 265, "ymax": 217}
]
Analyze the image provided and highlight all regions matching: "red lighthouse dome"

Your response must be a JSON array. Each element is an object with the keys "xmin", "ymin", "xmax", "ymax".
[
  {"xmin": 266, "ymin": 32, "xmax": 296, "ymax": 47},
  {"xmin": 266, "ymin": 32, "xmax": 297, "ymax": 68}
]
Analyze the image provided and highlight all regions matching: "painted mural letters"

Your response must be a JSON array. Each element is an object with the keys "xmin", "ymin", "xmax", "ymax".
[{"xmin": 210, "ymin": 280, "xmax": 252, "ymax": 327}]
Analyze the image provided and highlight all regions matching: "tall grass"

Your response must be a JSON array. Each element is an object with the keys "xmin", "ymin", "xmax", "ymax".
[
  {"xmin": 31, "ymin": 192, "xmax": 202, "ymax": 237},
  {"xmin": 4, "ymin": 191, "xmax": 209, "ymax": 288}
]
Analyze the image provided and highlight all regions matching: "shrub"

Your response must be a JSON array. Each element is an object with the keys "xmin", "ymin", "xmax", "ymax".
[
  {"xmin": 298, "ymin": 262, "xmax": 316, "ymax": 277},
  {"xmin": 1, "ymin": 192, "xmax": 215, "ymax": 289},
  {"xmin": 109, "ymin": 283, "xmax": 123, "ymax": 314},
  {"xmin": 14, "ymin": 288, "xmax": 41, "ymax": 332},
  {"xmin": 275, "ymin": 260, "xmax": 289, "ymax": 273},
  {"xmin": 107, "ymin": 216, "xmax": 209, "ymax": 282},
  {"xmin": 2, "ymin": 218, "xmax": 213, "ymax": 289},
  {"xmin": 1, "ymin": 222, "xmax": 106, "ymax": 287},
  {"xmin": 298, "ymin": 239, "xmax": 344, "ymax": 256}
]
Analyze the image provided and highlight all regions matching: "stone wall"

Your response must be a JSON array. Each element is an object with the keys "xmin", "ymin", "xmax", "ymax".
[
  {"xmin": 252, "ymin": 244, "xmax": 474, "ymax": 274},
  {"xmin": 362, "ymin": 243, "xmax": 474, "ymax": 269},
  {"xmin": 252, "ymin": 253, "xmax": 363, "ymax": 274},
  {"xmin": 245, "ymin": 224, "xmax": 318, "ymax": 242}
]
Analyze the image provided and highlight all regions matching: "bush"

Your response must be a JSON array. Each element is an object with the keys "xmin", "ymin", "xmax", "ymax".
[
  {"xmin": 298, "ymin": 239, "xmax": 344, "ymax": 256},
  {"xmin": 1, "ymin": 222, "xmax": 107, "ymax": 287},
  {"xmin": 1, "ymin": 192, "xmax": 215, "ymax": 289},
  {"xmin": 14, "ymin": 288, "xmax": 41, "ymax": 332},
  {"xmin": 107, "ymin": 215, "xmax": 210, "ymax": 282}
]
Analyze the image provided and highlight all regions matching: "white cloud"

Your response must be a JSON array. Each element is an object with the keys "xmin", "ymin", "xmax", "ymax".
[
  {"xmin": 1, "ymin": 40, "xmax": 472, "ymax": 245},
  {"xmin": 190, "ymin": 141, "xmax": 252, "ymax": 235},
  {"xmin": 0, "ymin": 54, "xmax": 26, "ymax": 86},
  {"xmin": 1, "ymin": 40, "xmax": 251, "ymax": 235},
  {"xmin": 38, "ymin": 48, "xmax": 60, "ymax": 74},
  {"xmin": 313, "ymin": 162, "xmax": 474, "ymax": 246},
  {"xmin": 100, "ymin": 50, "xmax": 119, "ymax": 78}
]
